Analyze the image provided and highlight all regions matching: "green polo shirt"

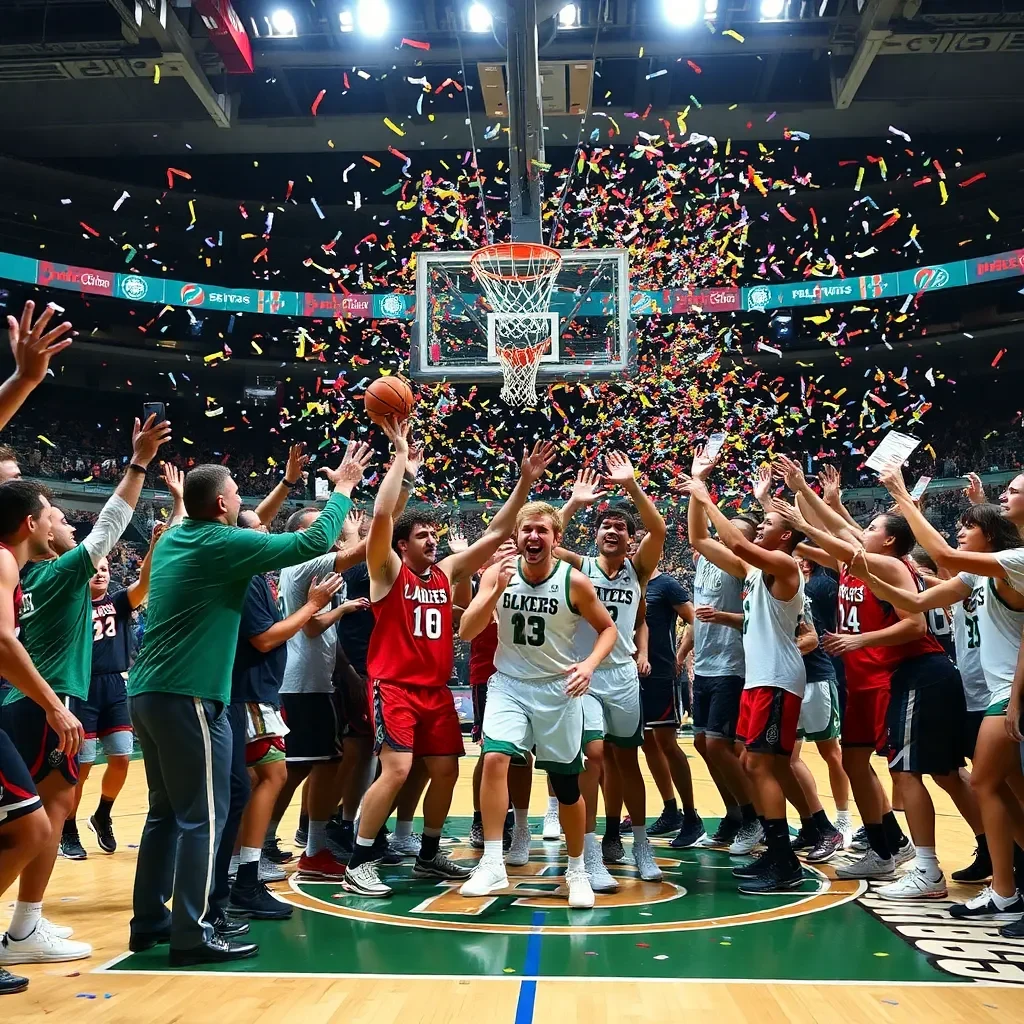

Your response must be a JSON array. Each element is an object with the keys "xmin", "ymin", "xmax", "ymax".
[
  {"xmin": 128, "ymin": 491, "xmax": 351, "ymax": 705},
  {"xmin": 3, "ymin": 545, "xmax": 95, "ymax": 705}
]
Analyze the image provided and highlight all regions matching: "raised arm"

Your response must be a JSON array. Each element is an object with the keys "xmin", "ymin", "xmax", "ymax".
[
  {"xmin": 255, "ymin": 443, "xmax": 309, "ymax": 527},
  {"xmin": 566, "ymin": 570, "xmax": 618, "ymax": 696},
  {"xmin": 553, "ymin": 468, "xmax": 606, "ymax": 569},
  {"xmin": 162, "ymin": 462, "xmax": 186, "ymax": 525},
  {"xmin": 848, "ymin": 546, "xmax": 970, "ymax": 614},
  {"xmin": 685, "ymin": 448, "xmax": 748, "ymax": 580},
  {"xmin": 818, "ymin": 464, "xmax": 861, "ymax": 531},
  {"xmin": 771, "ymin": 498, "xmax": 857, "ymax": 566},
  {"xmin": 776, "ymin": 455, "xmax": 863, "ymax": 544},
  {"xmin": 459, "ymin": 557, "xmax": 515, "ymax": 642},
  {"xmin": 127, "ymin": 522, "xmax": 165, "ymax": 609},
  {"xmin": 0, "ymin": 300, "xmax": 75, "ymax": 432},
  {"xmin": 366, "ymin": 419, "xmax": 409, "ymax": 593},
  {"xmin": 604, "ymin": 451, "xmax": 665, "ymax": 582}
]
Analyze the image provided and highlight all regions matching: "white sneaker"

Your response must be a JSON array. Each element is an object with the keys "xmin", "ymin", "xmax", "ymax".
[
  {"xmin": 835, "ymin": 814, "xmax": 854, "ymax": 850},
  {"xmin": 728, "ymin": 820, "xmax": 764, "ymax": 856},
  {"xmin": 259, "ymin": 855, "xmax": 287, "ymax": 883},
  {"xmin": 542, "ymin": 809, "xmax": 561, "ymax": 841},
  {"xmin": 566, "ymin": 865, "xmax": 595, "ymax": 909},
  {"xmin": 894, "ymin": 837, "xmax": 917, "ymax": 868},
  {"xmin": 460, "ymin": 859, "xmax": 508, "ymax": 897},
  {"xmin": 341, "ymin": 861, "xmax": 393, "ymax": 897},
  {"xmin": 389, "ymin": 833, "xmax": 422, "ymax": 858},
  {"xmin": 38, "ymin": 918, "xmax": 73, "ymax": 940},
  {"xmin": 584, "ymin": 841, "xmax": 618, "ymax": 893},
  {"xmin": 835, "ymin": 849, "xmax": 896, "ymax": 880},
  {"xmin": 876, "ymin": 866, "xmax": 947, "ymax": 901},
  {"xmin": 0, "ymin": 927, "xmax": 92, "ymax": 964},
  {"xmin": 632, "ymin": 837, "xmax": 664, "ymax": 882},
  {"xmin": 506, "ymin": 825, "xmax": 532, "ymax": 867}
]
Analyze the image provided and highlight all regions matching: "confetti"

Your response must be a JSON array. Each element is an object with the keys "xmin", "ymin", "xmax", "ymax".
[{"xmin": 311, "ymin": 89, "xmax": 326, "ymax": 116}]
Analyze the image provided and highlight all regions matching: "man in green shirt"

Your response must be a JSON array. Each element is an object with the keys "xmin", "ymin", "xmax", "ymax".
[
  {"xmin": 0, "ymin": 414, "xmax": 171, "ymax": 969},
  {"xmin": 126, "ymin": 441, "xmax": 372, "ymax": 966}
]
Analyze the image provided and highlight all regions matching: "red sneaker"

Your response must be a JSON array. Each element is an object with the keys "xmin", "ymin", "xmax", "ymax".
[{"xmin": 296, "ymin": 850, "xmax": 347, "ymax": 880}]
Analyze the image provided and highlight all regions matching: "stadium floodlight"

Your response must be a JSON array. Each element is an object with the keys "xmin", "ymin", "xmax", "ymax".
[
  {"xmin": 338, "ymin": 9, "xmax": 354, "ymax": 31},
  {"xmin": 760, "ymin": 0, "xmax": 786, "ymax": 19},
  {"xmin": 356, "ymin": 0, "xmax": 390, "ymax": 36},
  {"xmin": 704, "ymin": 0, "xmax": 718, "ymax": 16},
  {"xmin": 662, "ymin": 0, "xmax": 702, "ymax": 27},
  {"xmin": 467, "ymin": 3, "xmax": 492, "ymax": 32},
  {"xmin": 558, "ymin": 3, "xmax": 580, "ymax": 28},
  {"xmin": 269, "ymin": 8, "xmax": 297, "ymax": 36}
]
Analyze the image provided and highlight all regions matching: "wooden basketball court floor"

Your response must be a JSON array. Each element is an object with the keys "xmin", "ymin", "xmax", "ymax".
[{"xmin": 5, "ymin": 736, "xmax": 1024, "ymax": 1023}]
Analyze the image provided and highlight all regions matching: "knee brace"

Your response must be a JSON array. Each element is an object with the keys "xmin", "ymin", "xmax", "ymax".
[{"xmin": 547, "ymin": 771, "xmax": 580, "ymax": 805}]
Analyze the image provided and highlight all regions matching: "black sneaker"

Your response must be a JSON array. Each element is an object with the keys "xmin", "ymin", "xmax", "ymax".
[
  {"xmin": 413, "ymin": 852, "xmax": 472, "ymax": 881},
  {"xmin": 229, "ymin": 882, "xmax": 293, "ymax": 921},
  {"xmin": 790, "ymin": 825, "xmax": 818, "ymax": 852},
  {"xmin": 951, "ymin": 845, "xmax": 992, "ymax": 883},
  {"xmin": 950, "ymin": 887, "xmax": 1024, "ymax": 921},
  {"xmin": 88, "ymin": 813, "xmax": 117, "ymax": 854},
  {"xmin": 700, "ymin": 816, "xmax": 741, "ymax": 848},
  {"xmin": 647, "ymin": 808, "xmax": 684, "ymax": 837},
  {"xmin": 670, "ymin": 814, "xmax": 708, "ymax": 849},
  {"xmin": 732, "ymin": 850, "xmax": 773, "ymax": 879},
  {"xmin": 371, "ymin": 832, "xmax": 402, "ymax": 865},
  {"xmin": 294, "ymin": 825, "xmax": 308, "ymax": 848},
  {"xmin": 59, "ymin": 827, "xmax": 87, "ymax": 861},
  {"xmin": 602, "ymin": 832, "xmax": 626, "ymax": 864},
  {"xmin": 470, "ymin": 819, "xmax": 485, "ymax": 850},
  {"xmin": 806, "ymin": 829, "xmax": 844, "ymax": 864},
  {"xmin": 849, "ymin": 825, "xmax": 869, "ymax": 852},
  {"xmin": 209, "ymin": 907, "xmax": 252, "ymax": 939},
  {"xmin": 737, "ymin": 860, "xmax": 805, "ymax": 894},
  {"xmin": 262, "ymin": 837, "xmax": 294, "ymax": 864},
  {"xmin": 999, "ymin": 915, "xmax": 1024, "ymax": 938},
  {"xmin": 0, "ymin": 966, "xmax": 29, "ymax": 995}
]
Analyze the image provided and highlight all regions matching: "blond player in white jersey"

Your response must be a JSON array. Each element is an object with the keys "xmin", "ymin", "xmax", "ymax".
[
  {"xmin": 458, "ymin": 502, "xmax": 617, "ymax": 908},
  {"xmin": 555, "ymin": 453, "xmax": 667, "ymax": 891}
]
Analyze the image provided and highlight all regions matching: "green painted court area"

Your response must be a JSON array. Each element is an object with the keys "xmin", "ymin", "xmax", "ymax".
[{"xmin": 104, "ymin": 818, "xmax": 962, "ymax": 984}]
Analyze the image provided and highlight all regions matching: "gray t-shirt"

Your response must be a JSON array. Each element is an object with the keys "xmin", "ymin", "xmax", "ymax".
[
  {"xmin": 279, "ymin": 552, "xmax": 344, "ymax": 694},
  {"xmin": 692, "ymin": 554, "xmax": 745, "ymax": 678},
  {"xmin": 995, "ymin": 548, "xmax": 1024, "ymax": 595}
]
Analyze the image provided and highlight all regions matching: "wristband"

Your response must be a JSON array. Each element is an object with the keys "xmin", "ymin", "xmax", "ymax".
[
  {"xmin": 284, "ymin": 476, "xmax": 300, "ymax": 487},
  {"xmin": 128, "ymin": 463, "xmax": 148, "ymax": 475}
]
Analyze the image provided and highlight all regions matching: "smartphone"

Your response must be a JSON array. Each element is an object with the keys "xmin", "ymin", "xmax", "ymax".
[
  {"xmin": 142, "ymin": 401, "xmax": 166, "ymax": 424},
  {"xmin": 703, "ymin": 432, "xmax": 727, "ymax": 463},
  {"xmin": 910, "ymin": 475, "xmax": 932, "ymax": 501}
]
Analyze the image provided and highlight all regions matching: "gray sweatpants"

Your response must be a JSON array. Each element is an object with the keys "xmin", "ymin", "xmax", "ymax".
[{"xmin": 129, "ymin": 693, "xmax": 230, "ymax": 950}]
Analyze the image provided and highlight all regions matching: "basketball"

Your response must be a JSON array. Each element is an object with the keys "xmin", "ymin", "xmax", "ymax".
[{"xmin": 364, "ymin": 375, "xmax": 415, "ymax": 425}]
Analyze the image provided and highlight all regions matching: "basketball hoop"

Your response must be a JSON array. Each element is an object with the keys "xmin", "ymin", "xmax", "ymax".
[{"xmin": 470, "ymin": 242, "xmax": 563, "ymax": 406}]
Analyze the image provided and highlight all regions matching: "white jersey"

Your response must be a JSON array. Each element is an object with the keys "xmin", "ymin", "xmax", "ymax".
[
  {"xmin": 958, "ymin": 572, "xmax": 1024, "ymax": 706},
  {"xmin": 741, "ymin": 567, "xmax": 806, "ymax": 697},
  {"xmin": 494, "ymin": 559, "xmax": 580, "ymax": 681},
  {"xmin": 952, "ymin": 594, "xmax": 988, "ymax": 713},
  {"xmin": 573, "ymin": 556, "xmax": 640, "ymax": 665}
]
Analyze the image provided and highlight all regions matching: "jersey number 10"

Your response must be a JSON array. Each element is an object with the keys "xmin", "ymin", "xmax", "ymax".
[{"xmin": 412, "ymin": 606, "xmax": 443, "ymax": 640}]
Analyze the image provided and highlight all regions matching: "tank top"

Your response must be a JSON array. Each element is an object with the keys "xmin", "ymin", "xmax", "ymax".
[
  {"xmin": 366, "ymin": 562, "xmax": 453, "ymax": 687},
  {"xmin": 741, "ymin": 568, "xmax": 806, "ymax": 696},
  {"xmin": 494, "ymin": 559, "xmax": 579, "ymax": 681},
  {"xmin": 469, "ymin": 621, "xmax": 499, "ymax": 685},
  {"xmin": 837, "ymin": 559, "xmax": 944, "ymax": 691},
  {"xmin": 958, "ymin": 572, "xmax": 1024, "ymax": 706},
  {"xmin": 573, "ymin": 557, "xmax": 640, "ymax": 665},
  {"xmin": 952, "ymin": 587, "xmax": 988, "ymax": 713}
]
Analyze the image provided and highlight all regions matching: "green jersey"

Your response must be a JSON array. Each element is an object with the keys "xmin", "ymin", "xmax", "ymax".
[
  {"xmin": 128, "ymin": 491, "xmax": 351, "ymax": 705},
  {"xmin": 5, "ymin": 544, "xmax": 96, "ymax": 705}
]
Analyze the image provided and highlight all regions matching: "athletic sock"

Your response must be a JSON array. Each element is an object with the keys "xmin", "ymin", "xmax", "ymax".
[
  {"xmin": 975, "ymin": 832, "xmax": 989, "ymax": 856},
  {"xmin": 993, "ymin": 888, "xmax": 1021, "ymax": 909},
  {"xmin": 799, "ymin": 816, "xmax": 816, "ymax": 838},
  {"xmin": 724, "ymin": 804, "xmax": 742, "ymax": 823},
  {"xmin": 299, "ymin": 811, "xmax": 309, "ymax": 832},
  {"xmin": 62, "ymin": 817, "xmax": 78, "ymax": 837},
  {"xmin": 763, "ymin": 819, "xmax": 796, "ymax": 866},
  {"xmin": 547, "ymin": 796, "xmax": 559, "ymax": 815},
  {"xmin": 663, "ymin": 798, "xmax": 678, "ymax": 816},
  {"xmin": 739, "ymin": 803, "xmax": 757, "ymax": 823},
  {"xmin": 472, "ymin": 811, "xmax": 482, "ymax": 826},
  {"xmin": 513, "ymin": 807, "xmax": 529, "ymax": 830},
  {"xmin": 347, "ymin": 834, "xmax": 376, "ymax": 870},
  {"xmin": 683, "ymin": 806, "xmax": 700, "ymax": 824},
  {"xmin": 94, "ymin": 796, "xmax": 115, "ymax": 823},
  {"xmin": 915, "ymin": 845, "xmax": 941, "ymax": 880},
  {"xmin": 811, "ymin": 809, "xmax": 834, "ymax": 835},
  {"xmin": 306, "ymin": 819, "xmax": 328, "ymax": 858},
  {"xmin": 237, "ymin": 847, "xmax": 260, "ymax": 888},
  {"xmin": 583, "ymin": 831, "xmax": 600, "ymax": 855},
  {"xmin": 567, "ymin": 854, "xmax": 584, "ymax": 873},
  {"xmin": 419, "ymin": 828, "xmax": 441, "ymax": 862},
  {"xmin": 266, "ymin": 818, "xmax": 282, "ymax": 844},
  {"xmin": 482, "ymin": 839, "xmax": 504, "ymax": 864},
  {"xmin": 882, "ymin": 810, "xmax": 906, "ymax": 852},
  {"xmin": 8, "ymin": 901, "xmax": 43, "ymax": 942},
  {"xmin": 604, "ymin": 815, "xmax": 621, "ymax": 838},
  {"xmin": 395, "ymin": 819, "xmax": 413, "ymax": 840},
  {"xmin": 632, "ymin": 824, "xmax": 648, "ymax": 843},
  {"xmin": 865, "ymin": 822, "xmax": 891, "ymax": 860}
]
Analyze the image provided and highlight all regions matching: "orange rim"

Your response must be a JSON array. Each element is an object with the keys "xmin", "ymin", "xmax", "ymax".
[
  {"xmin": 496, "ymin": 342, "xmax": 548, "ymax": 367},
  {"xmin": 470, "ymin": 242, "xmax": 562, "ymax": 282}
]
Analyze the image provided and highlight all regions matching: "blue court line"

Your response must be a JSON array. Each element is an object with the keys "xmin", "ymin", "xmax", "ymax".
[{"xmin": 513, "ymin": 911, "xmax": 545, "ymax": 1024}]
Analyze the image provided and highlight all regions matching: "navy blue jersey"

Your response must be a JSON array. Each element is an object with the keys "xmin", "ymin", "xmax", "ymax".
[
  {"xmin": 91, "ymin": 589, "xmax": 134, "ymax": 676},
  {"xmin": 232, "ymin": 575, "xmax": 286, "ymax": 706},
  {"xmin": 337, "ymin": 562, "xmax": 374, "ymax": 676},
  {"xmin": 644, "ymin": 573, "xmax": 691, "ymax": 679}
]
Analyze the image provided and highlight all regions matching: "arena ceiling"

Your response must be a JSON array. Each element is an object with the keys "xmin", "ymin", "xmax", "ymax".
[{"xmin": 0, "ymin": 0, "xmax": 1023, "ymax": 158}]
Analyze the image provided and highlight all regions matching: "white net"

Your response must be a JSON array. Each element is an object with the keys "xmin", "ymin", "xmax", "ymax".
[{"xmin": 470, "ymin": 243, "xmax": 563, "ymax": 406}]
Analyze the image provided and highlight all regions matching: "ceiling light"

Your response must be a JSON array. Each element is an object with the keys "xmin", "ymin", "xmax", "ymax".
[
  {"xmin": 467, "ymin": 3, "xmax": 492, "ymax": 32},
  {"xmin": 558, "ymin": 4, "xmax": 580, "ymax": 28},
  {"xmin": 356, "ymin": 0, "xmax": 389, "ymax": 36},
  {"xmin": 760, "ymin": 0, "xmax": 786, "ymax": 19},
  {"xmin": 663, "ymin": 0, "xmax": 702, "ymax": 26},
  {"xmin": 704, "ymin": 0, "xmax": 718, "ymax": 16},
  {"xmin": 338, "ymin": 9, "xmax": 354, "ymax": 31},
  {"xmin": 269, "ymin": 8, "xmax": 297, "ymax": 36}
]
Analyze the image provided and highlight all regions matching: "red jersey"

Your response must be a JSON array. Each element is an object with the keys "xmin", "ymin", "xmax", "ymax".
[
  {"xmin": 468, "ymin": 621, "xmax": 498, "ymax": 686},
  {"xmin": 838, "ymin": 560, "xmax": 944, "ymax": 690},
  {"xmin": 367, "ymin": 562, "xmax": 453, "ymax": 688}
]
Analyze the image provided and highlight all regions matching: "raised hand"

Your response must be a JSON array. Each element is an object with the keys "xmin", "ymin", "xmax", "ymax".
[
  {"xmin": 285, "ymin": 442, "xmax": 309, "ymax": 485},
  {"xmin": 769, "ymin": 497, "xmax": 809, "ymax": 531},
  {"xmin": 690, "ymin": 444, "xmax": 719, "ymax": 481},
  {"xmin": 149, "ymin": 522, "xmax": 167, "ymax": 550},
  {"xmin": 381, "ymin": 417, "xmax": 410, "ymax": 456},
  {"xmin": 753, "ymin": 464, "xmax": 773, "ymax": 506},
  {"xmin": 162, "ymin": 462, "xmax": 184, "ymax": 501},
  {"xmin": 569, "ymin": 467, "xmax": 607, "ymax": 507},
  {"xmin": 307, "ymin": 573, "xmax": 345, "ymax": 609},
  {"xmin": 132, "ymin": 414, "xmax": 173, "ymax": 467},
  {"xmin": 8, "ymin": 300, "xmax": 75, "ymax": 385},
  {"xmin": 447, "ymin": 525, "xmax": 469, "ymax": 554},
  {"xmin": 342, "ymin": 508, "xmax": 367, "ymax": 542},
  {"xmin": 494, "ymin": 554, "xmax": 518, "ymax": 592},
  {"xmin": 773, "ymin": 454, "xmax": 806, "ymax": 491},
  {"xmin": 520, "ymin": 439, "xmax": 557, "ymax": 485},
  {"xmin": 407, "ymin": 435, "xmax": 425, "ymax": 478},
  {"xmin": 819, "ymin": 464, "xmax": 843, "ymax": 506},
  {"xmin": 877, "ymin": 462, "xmax": 912, "ymax": 503},
  {"xmin": 603, "ymin": 450, "xmax": 636, "ymax": 489},
  {"xmin": 964, "ymin": 472, "xmax": 986, "ymax": 506},
  {"xmin": 321, "ymin": 437, "xmax": 374, "ymax": 493},
  {"xmin": 679, "ymin": 473, "xmax": 711, "ymax": 505}
]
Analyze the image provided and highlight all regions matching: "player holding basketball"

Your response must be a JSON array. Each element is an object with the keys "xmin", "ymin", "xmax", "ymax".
[
  {"xmin": 459, "ymin": 501, "xmax": 618, "ymax": 908},
  {"xmin": 554, "ymin": 454, "xmax": 667, "ymax": 890},
  {"xmin": 342, "ymin": 420, "xmax": 557, "ymax": 897}
]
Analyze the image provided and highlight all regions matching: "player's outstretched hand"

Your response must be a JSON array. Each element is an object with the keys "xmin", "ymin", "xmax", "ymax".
[
  {"xmin": 322, "ymin": 437, "xmax": 374, "ymax": 493},
  {"xmin": 447, "ymin": 525, "xmax": 469, "ymax": 554},
  {"xmin": 690, "ymin": 444, "xmax": 718, "ymax": 481},
  {"xmin": 381, "ymin": 416, "xmax": 411, "ymax": 455},
  {"xmin": 162, "ymin": 462, "xmax": 184, "ymax": 501},
  {"xmin": 564, "ymin": 662, "xmax": 593, "ymax": 697},
  {"xmin": 603, "ymin": 450, "xmax": 637, "ymax": 489},
  {"xmin": 342, "ymin": 508, "xmax": 367, "ymax": 542},
  {"xmin": 752, "ymin": 464, "xmax": 773, "ymax": 506},
  {"xmin": 285, "ymin": 442, "xmax": 309, "ymax": 485},
  {"xmin": 132, "ymin": 414, "xmax": 173, "ymax": 467},
  {"xmin": 8, "ymin": 299, "xmax": 75, "ymax": 385},
  {"xmin": 964, "ymin": 472, "xmax": 986, "ymax": 506},
  {"xmin": 520, "ymin": 439, "xmax": 557, "ymax": 484},
  {"xmin": 877, "ymin": 462, "xmax": 911, "ymax": 502},
  {"xmin": 679, "ymin": 473, "xmax": 711, "ymax": 505},
  {"xmin": 773, "ymin": 454, "xmax": 806, "ymax": 491},
  {"xmin": 769, "ymin": 497, "xmax": 808, "ymax": 532},
  {"xmin": 46, "ymin": 701, "xmax": 85, "ymax": 759},
  {"xmin": 694, "ymin": 604, "xmax": 721, "ymax": 623},
  {"xmin": 308, "ymin": 573, "xmax": 345, "ymax": 610},
  {"xmin": 822, "ymin": 631, "xmax": 864, "ymax": 656},
  {"xmin": 570, "ymin": 468, "xmax": 607, "ymax": 506},
  {"xmin": 819, "ymin": 464, "xmax": 843, "ymax": 506}
]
